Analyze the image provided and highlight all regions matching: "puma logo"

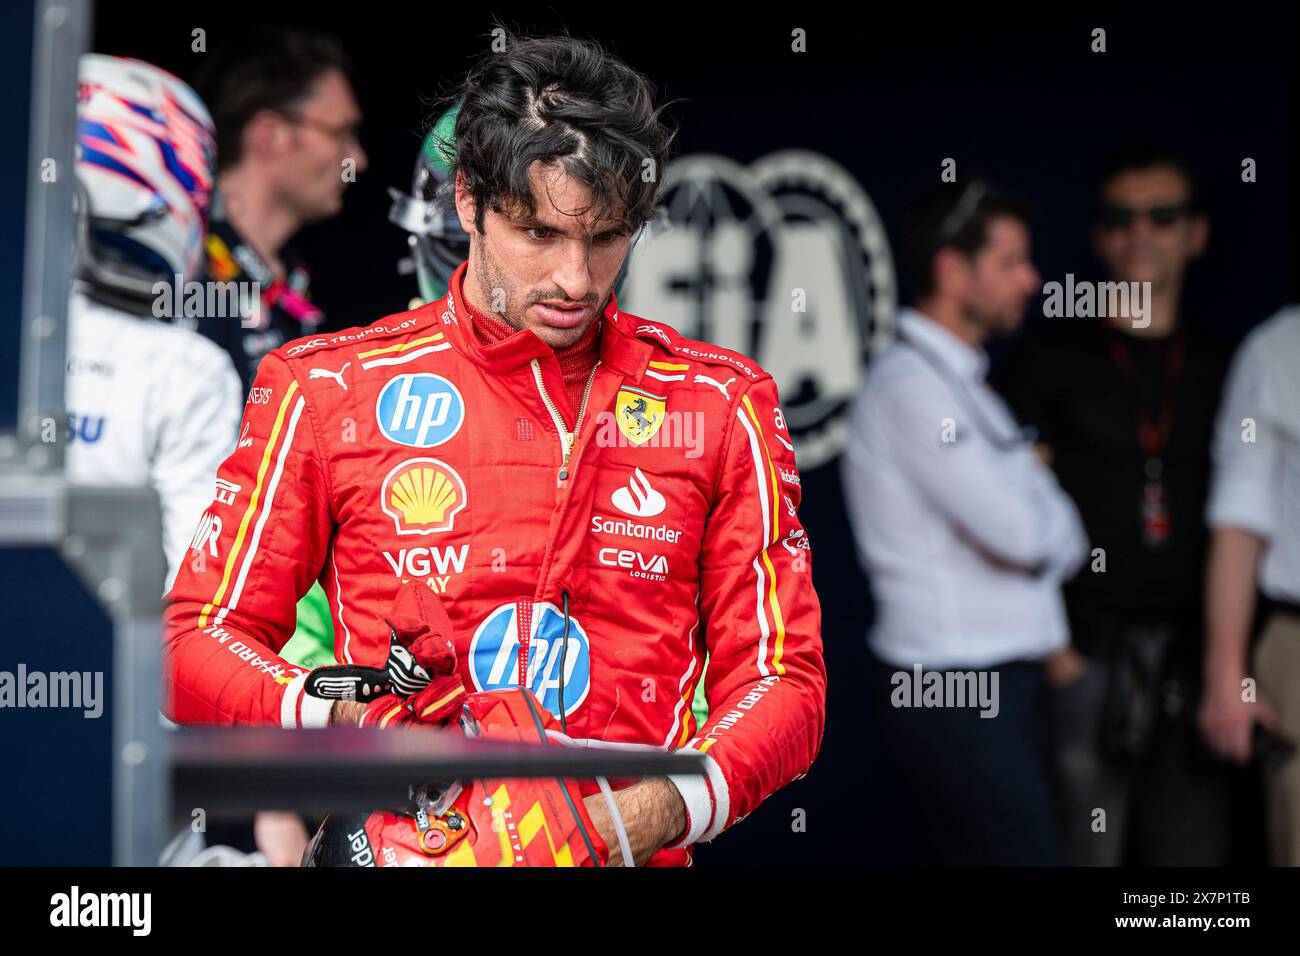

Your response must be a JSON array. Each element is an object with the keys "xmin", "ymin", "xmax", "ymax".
[
  {"xmin": 694, "ymin": 373, "xmax": 736, "ymax": 400},
  {"xmin": 309, "ymin": 362, "xmax": 351, "ymax": 390}
]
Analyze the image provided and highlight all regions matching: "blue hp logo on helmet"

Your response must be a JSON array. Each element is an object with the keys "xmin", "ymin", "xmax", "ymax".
[
  {"xmin": 375, "ymin": 373, "xmax": 464, "ymax": 448},
  {"xmin": 468, "ymin": 603, "xmax": 590, "ymax": 718}
]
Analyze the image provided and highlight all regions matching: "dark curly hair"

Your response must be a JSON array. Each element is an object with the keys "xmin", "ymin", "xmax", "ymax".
[
  {"xmin": 192, "ymin": 27, "xmax": 352, "ymax": 173},
  {"xmin": 903, "ymin": 180, "xmax": 1032, "ymax": 299},
  {"xmin": 445, "ymin": 32, "xmax": 676, "ymax": 235},
  {"xmin": 1094, "ymin": 140, "xmax": 1204, "ymax": 217}
]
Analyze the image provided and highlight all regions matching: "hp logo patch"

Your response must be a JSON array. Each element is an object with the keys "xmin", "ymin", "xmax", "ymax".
[
  {"xmin": 376, "ymin": 373, "xmax": 464, "ymax": 448},
  {"xmin": 468, "ymin": 603, "xmax": 590, "ymax": 718}
]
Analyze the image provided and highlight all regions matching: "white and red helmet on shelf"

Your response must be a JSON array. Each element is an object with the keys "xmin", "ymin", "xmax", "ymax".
[{"xmin": 75, "ymin": 54, "xmax": 216, "ymax": 291}]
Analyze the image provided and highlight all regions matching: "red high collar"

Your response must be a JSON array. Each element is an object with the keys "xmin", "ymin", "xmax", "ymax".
[
  {"xmin": 456, "ymin": 270, "xmax": 604, "ymax": 421},
  {"xmin": 458, "ymin": 271, "xmax": 602, "ymax": 366},
  {"xmin": 437, "ymin": 261, "xmax": 650, "ymax": 381}
]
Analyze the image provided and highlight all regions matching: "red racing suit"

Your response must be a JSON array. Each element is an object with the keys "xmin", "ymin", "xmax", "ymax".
[{"xmin": 163, "ymin": 262, "xmax": 826, "ymax": 860}]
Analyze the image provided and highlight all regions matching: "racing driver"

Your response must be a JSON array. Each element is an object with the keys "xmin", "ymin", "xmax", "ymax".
[{"xmin": 163, "ymin": 33, "xmax": 826, "ymax": 866}]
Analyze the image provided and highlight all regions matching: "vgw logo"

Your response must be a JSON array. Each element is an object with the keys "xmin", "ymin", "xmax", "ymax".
[
  {"xmin": 468, "ymin": 603, "xmax": 590, "ymax": 718},
  {"xmin": 376, "ymin": 373, "xmax": 464, "ymax": 448}
]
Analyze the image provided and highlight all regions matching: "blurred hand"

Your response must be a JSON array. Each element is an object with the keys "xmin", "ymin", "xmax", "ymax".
[
  {"xmin": 1199, "ymin": 675, "xmax": 1279, "ymax": 764},
  {"xmin": 254, "ymin": 811, "xmax": 310, "ymax": 867},
  {"xmin": 1043, "ymin": 644, "xmax": 1087, "ymax": 686}
]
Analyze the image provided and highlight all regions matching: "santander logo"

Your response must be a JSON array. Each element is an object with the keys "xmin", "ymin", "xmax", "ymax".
[{"xmin": 610, "ymin": 467, "xmax": 666, "ymax": 518}]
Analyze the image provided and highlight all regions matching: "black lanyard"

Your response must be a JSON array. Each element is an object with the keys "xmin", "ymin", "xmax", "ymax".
[
  {"xmin": 1103, "ymin": 324, "xmax": 1187, "ymax": 546},
  {"xmin": 1104, "ymin": 324, "xmax": 1187, "ymax": 464}
]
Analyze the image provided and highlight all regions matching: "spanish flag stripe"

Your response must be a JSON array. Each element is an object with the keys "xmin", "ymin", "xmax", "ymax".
[{"xmin": 357, "ymin": 333, "xmax": 445, "ymax": 359}]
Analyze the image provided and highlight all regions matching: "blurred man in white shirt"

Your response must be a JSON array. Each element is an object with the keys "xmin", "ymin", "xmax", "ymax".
[
  {"xmin": 842, "ymin": 181, "xmax": 1087, "ymax": 864},
  {"xmin": 1201, "ymin": 304, "xmax": 1300, "ymax": 864}
]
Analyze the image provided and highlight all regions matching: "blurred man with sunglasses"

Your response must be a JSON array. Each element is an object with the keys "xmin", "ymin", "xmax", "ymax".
[{"xmin": 999, "ymin": 143, "xmax": 1240, "ymax": 864}]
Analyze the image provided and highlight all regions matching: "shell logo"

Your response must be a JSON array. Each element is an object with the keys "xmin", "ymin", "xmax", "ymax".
[{"xmin": 380, "ymin": 457, "xmax": 468, "ymax": 535}]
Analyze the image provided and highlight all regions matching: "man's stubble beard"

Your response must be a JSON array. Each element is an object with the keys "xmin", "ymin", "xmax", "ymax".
[
  {"xmin": 473, "ymin": 238, "xmax": 523, "ymax": 331},
  {"xmin": 471, "ymin": 236, "xmax": 606, "ymax": 349},
  {"xmin": 306, "ymin": 174, "xmax": 346, "ymax": 223},
  {"xmin": 967, "ymin": 297, "xmax": 1025, "ymax": 341},
  {"xmin": 277, "ymin": 179, "xmax": 338, "ymax": 228}
]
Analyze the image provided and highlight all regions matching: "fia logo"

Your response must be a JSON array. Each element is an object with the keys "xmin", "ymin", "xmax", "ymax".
[{"xmin": 621, "ymin": 151, "xmax": 898, "ymax": 469}]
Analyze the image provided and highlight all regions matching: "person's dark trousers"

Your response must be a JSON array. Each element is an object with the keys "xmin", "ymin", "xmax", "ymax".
[
  {"xmin": 1047, "ymin": 620, "xmax": 1235, "ymax": 866},
  {"xmin": 869, "ymin": 654, "xmax": 1062, "ymax": 865}
]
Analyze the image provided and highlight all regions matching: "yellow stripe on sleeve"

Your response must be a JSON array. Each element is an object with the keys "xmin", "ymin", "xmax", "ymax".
[
  {"xmin": 741, "ymin": 393, "xmax": 788, "ymax": 674},
  {"xmin": 198, "ymin": 380, "xmax": 300, "ymax": 628},
  {"xmin": 357, "ymin": 333, "xmax": 445, "ymax": 359}
]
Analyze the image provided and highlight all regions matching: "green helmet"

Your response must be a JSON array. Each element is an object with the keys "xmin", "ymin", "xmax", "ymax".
[{"xmin": 387, "ymin": 103, "xmax": 469, "ymax": 303}]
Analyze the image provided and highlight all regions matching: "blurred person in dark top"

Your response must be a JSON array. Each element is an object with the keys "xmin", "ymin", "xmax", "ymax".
[
  {"xmin": 997, "ymin": 143, "xmax": 1239, "ymax": 865},
  {"xmin": 187, "ymin": 28, "xmax": 366, "ymax": 392}
]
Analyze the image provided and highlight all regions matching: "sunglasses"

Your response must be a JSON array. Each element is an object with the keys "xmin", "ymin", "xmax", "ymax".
[{"xmin": 1098, "ymin": 202, "xmax": 1193, "ymax": 230}]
